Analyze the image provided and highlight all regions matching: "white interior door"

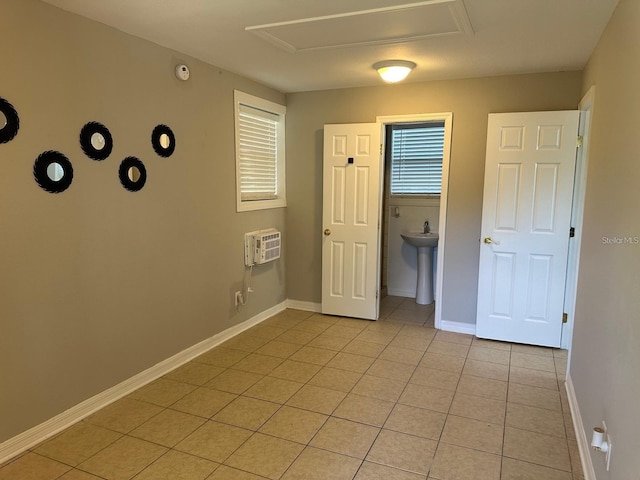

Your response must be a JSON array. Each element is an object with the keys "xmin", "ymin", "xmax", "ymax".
[
  {"xmin": 476, "ymin": 111, "xmax": 579, "ymax": 347},
  {"xmin": 322, "ymin": 123, "xmax": 382, "ymax": 320}
]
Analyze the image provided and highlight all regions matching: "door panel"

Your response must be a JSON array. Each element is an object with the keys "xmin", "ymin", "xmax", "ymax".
[
  {"xmin": 476, "ymin": 111, "xmax": 579, "ymax": 347},
  {"xmin": 322, "ymin": 123, "xmax": 381, "ymax": 320}
]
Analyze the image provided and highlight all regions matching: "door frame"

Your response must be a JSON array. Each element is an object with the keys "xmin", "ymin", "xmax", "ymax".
[
  {"xmin": 377, "ymin": 113, "xmax": 453, "ymax": 327},
  {"xmin": 562, "ymin": 86, "xmax": 595, "ymax": 351}
]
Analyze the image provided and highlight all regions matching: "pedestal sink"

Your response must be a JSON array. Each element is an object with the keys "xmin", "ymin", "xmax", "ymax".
[{"xmin": 400, "ymin": 232, "xmax": 439, "ymax": 305}]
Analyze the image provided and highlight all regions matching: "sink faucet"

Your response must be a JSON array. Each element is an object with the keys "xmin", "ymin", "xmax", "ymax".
[{"xmin": 423, "ymin": 220, "xmax": 430, "ymax": 234}]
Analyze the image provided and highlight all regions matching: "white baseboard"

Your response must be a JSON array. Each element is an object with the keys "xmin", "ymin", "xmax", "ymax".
[
  {"xmin": 438, "ymin": 319, "xmax": 476, "ymax": 335},
  {"xmin": 286, "ymin": 299, "xmax": 321, "ymax": 312},
  {"xmin": 0, "ymin": 300, "xmax": 288, "ymax": 466},
  {"xmin": 565, "ymin": 374, "xmax": 596, "ymax": 480},
  {"xmin": 386, "ymin": 289, "xmax": 414, "ymax": 298}
]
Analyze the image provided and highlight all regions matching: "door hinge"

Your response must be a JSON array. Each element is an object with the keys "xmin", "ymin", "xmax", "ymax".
[
  {"xmin": 380, "ymin": 143, "xmax": 383, "ymax": 155},
  {"xmin": 562, "ymin": 313, "xmax": 568, "ymax": 324},
  {"xmin": 376, "ymin": 290, "xmax": 379, "ymax": 299},
  {"xmin": 569, "ymin": 227, "xmax": 575, "ymax": 238},
  {"xmin": 577, "ymin": 136, "xmax": 583, "ymax": 148}
]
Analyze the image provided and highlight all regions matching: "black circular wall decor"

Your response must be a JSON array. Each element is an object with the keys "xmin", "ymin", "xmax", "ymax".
[
  {"xmin": 80, "ymin": 121, "xmax": 113, "ymax": 160},
  {"xmin": 34, "ymin": 151, "xmax": 74, "ymax": 193},
  {"xmin": 151, "ymin": 124, "xmax": 175, "ymax": 157},
  {"xmin": 0, "ymin": 97, "xmax": 20, "ymax": 144},
  {"xmin": 119, "ymin": 156, "xmax": 147, "ymax": 192}
]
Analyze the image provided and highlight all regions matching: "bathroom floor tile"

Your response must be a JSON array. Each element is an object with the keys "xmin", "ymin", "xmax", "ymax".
[
  {"xmin": 133, "ymin": 450, "xmax": 218, "ymax": 480},
  {"xmin": 175, "ymin": 421, "xmax": 253, "ymax": 463},
  {"xmin": 85, "ymin": 397, "xmax": 164, "ymax": 434},
  {"xmin": 449, "ymin": 392, "xmax": 506, "ymax": 424},
  {"xmin": 327, "ymin": 352, "xmax": 376, "ymax": 373},
  {"xmin": 281, "ymin": 447, "xmax": 361, "ymax": 480},
  {"xmin": 78, "ymin": 436, "xmax": 167, "ymax": 480},
  {"xmin": 366, "ymin": 429, "xmax": 436, "ymax": 475},
  {"xmin": 243, "ymin": 376, "xmax": 304, "ymax": 404},
  {"xmin": 342, "ymin": 339, "xmax": 386, "ymax": 357},
  {"xmin": 34, "ymin": 422, "xmax": 121, "ymax": 466},
  {"xmin": 410, "ymin": 366, "xmax": 460, "ymax": 391},
  {"xmin": 456, "ymin": 375, "xmax": 507, "ymax": 401},
  {"xmin": 195, "ymin": 347, "xmax": 248, "ymax": 368},
  {"xmin": 507, "ymin": 383, "xmax": 562, "ymax": 411},
  {"xmin": 366, "ymin": 358, "xmax": 415, "ymax": 382},
  {"xmin": 509, "ymin": 366, "xmax": 559, "ymax": 390},
  {"xmin": 285, "ymin": 384, "xmax": 346, "ymax": 415},
  {"xmin": 213, "ymin": 396, "xmax": 280, "ymax": 430},
  {"xmin": 170, "ymin": 387, "xmax": 237, "ymax": 418},
  {"xmin": 352, "ymin": 375, "xmax": 406, "ymax": 402},
  {"xmin": 505, "ymin": 402, "xmax": 566, "ymax": 438},
  {"xmin": 503, "ymin": 426, "xmax": 571, "ymax": 472},
  {"xmin": 333, "ymin": 393, "xmax": 395, "ymax": 427},
  {"xmin": 430, "ymin": 443, "xmax": 501, "ymax": 480},
  {"xmin": 0, "ymin": 453, "xmax": 71, "ymax": 480},
  {"xmin": 231, "ymin": 353, "xmax": 284, "ymax": 375},
  {"xmin": 462, "ymin": 359, "xmax": 509, "ymax": 382},
  {"xmin": 440, "ymin": 415, "xmax": 503, "ymax": 454},
  {"xmin": 310, "ymin": 417, "xmax": 380, "ymax": 459},
  {"xmin": 130, "ymin": 378, "xmax": 197, "ymax": 407},
  {"xmin": 419, "ymin": 352, "xmax": 465, "ymax": 373},
  {"xmin": 255, "ymin": 340, "xmax": 302, "ymax": 359},
  {"xmin": 467, "ymin": 346, "xmax": 511, "ymax": 365},
  {"xmin": 308, "ymin": 366, "xmax": 362, "ymax": 392},
  {"xmin": 225, "ymin": 433, "xmax": 304, "ymax": 479},
  {"xmin": 163, "ymin": 361, "xmax": 225, "ymax": 386},
  {"xmin": 501, "ymin": 457, "xmax": 572, "ymax": 480},
  {"xmin": 384, "ymin": 403, "xmax": 446, "ymax": 440},
  {"xmin": 379, "ymin": 346, "xmax": 424, "ymax": 365},
  {"xmin": 205, "ymin": 369, "xmax": 264, "ymax": 394},
  {"xmin": 398, "ymin": 383, "xmax": 454, "ymax": 413},
  {"xmin": 259, "ymin": 406, "xmax": 328, "ymax": 444},
  {"xmin": 3, "ymin": 308, "xmax": 584, "ymax": 480},
  {"xmin": 354, "ymin": 462, "xmax": 426, "ymax": 480},
  {"xmin": 269, "ymin": 359, "xmax": 322, "ymax": 383},
  {"xmin": 130, "ymin": 408, "xmax": 205, "ymax": 447}
]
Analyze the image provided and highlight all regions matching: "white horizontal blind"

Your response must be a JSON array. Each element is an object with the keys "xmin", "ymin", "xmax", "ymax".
[
  {"xmin": 390, "ymin": 122, "xmax": 445, "ymax": 195},
  {"xmin": 238, "ymin": 104, "xmax": 280, "ymax": 201}
]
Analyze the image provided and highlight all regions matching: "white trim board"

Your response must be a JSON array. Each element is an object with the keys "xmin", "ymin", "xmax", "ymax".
[
  {"xmin": 439, "ymin": 319, "xmax": 476, "ymax": 336},
  {"xmin": 285, "ymin": 299, "xmax": 321, "ymax": 312},
  {"xmin": 565, "ymin": 374, "xmax": 596, "ymax": 480},
  {"xmin": 0, "ymin": 301, "xmax": 287, "ymax": 465}
]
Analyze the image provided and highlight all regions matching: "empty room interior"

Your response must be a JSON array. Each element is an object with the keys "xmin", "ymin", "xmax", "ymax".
[{"xmin": 0, "ymin": 0, "xmax": 638, "ymax": 479}]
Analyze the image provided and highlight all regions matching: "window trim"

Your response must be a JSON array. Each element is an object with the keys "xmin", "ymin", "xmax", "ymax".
[{"xmin": 234, "ymin": 90, "xmax": 287, "ymax": 212}]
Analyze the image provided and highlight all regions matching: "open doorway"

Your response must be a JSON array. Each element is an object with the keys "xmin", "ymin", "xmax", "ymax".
[{"xmin": 377, "ymin": 113, "xmax": 453, "ymax": 327}]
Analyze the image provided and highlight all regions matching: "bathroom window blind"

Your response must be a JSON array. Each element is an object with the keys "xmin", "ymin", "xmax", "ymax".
[
  {"xmin": 390, "ymin": 122, "xmax": 445, "ymax": 195},
  {"xmin": 237, "ymin": 104, "xmax": 280, "ymax": 201}
]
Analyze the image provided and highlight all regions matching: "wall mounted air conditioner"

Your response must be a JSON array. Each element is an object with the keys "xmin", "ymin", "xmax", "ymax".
[{"xmin": 244, "ymin": 229, "xmax": 281, "ymax": 266}]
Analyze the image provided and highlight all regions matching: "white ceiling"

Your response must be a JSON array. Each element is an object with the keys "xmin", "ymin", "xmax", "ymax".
[{"xmin": 40, "ymin": 0, "xmax": 618, "ymax": 93}]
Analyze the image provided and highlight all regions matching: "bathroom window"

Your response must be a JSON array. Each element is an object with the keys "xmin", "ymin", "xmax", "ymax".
[
  {"xmin": 234, "ymin": 90, "xmax": 286, "ymax": 212},
  {"xmin": 388, "ymin": 121, "xmax": 445, "ymax": 196}
]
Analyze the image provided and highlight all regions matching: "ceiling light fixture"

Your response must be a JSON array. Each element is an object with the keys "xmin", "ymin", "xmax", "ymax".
[{"xmin": 373, "ymin": 60, "xmax": 416, "ymax": 83}]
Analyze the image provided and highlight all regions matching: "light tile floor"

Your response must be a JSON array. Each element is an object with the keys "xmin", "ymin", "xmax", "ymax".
[{"xmin": 0, "ymin": 296, "xmax": 584, "ymax": 480}]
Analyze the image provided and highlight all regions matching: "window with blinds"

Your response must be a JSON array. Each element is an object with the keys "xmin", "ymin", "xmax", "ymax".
[
  {"xmin": 389, "ymin": 121, "xmax": 445, "ymax": 195},
  {"xmin": 234, "ymin": 91, "xmax": 286, "ymax": 211}
]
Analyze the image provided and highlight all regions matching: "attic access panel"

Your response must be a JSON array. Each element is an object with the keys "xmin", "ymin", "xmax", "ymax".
[{"xmin": 246, "ymin": 0, "xmax": 473, "ymax": 53}]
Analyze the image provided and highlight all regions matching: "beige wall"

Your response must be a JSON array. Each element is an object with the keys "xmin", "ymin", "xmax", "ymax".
[
  {"xmin": 285, "ymin": 72, "xmax": 582, "ymax": 324},
  {"xmin": 0, "ymin": 0, "xmax": 286, "ymax": 442},
  {"xmin": 573, "ymin": 0, "xmax": 640, "ymax": 477}
]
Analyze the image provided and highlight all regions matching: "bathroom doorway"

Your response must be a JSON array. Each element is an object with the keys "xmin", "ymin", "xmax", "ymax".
[{"xmin": 377, "ymin": 113, "xmax": 453, "ymax": 328}]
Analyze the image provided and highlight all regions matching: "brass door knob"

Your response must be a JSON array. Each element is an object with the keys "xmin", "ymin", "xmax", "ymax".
[
  {"xmin": 324, "ymin": 229, "xmax": 331, "ymax": 236},
  {"xmin": 483, "ymin": 237, "xmax": 500, "ymax": 245}
]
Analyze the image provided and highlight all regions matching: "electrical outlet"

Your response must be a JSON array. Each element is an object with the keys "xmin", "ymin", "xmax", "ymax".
[{"xmin": 235, "ymin": 291, "xmax": 242, "ymax": 307}]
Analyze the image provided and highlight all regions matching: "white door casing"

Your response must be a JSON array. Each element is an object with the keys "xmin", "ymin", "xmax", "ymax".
[
  {"xmin": 476, "ymin": 111, "xmax": 580, "ymax": 347},
  {"xmin": 322, "ymin": 123, "xmax": 382, "ymax": 320}
]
